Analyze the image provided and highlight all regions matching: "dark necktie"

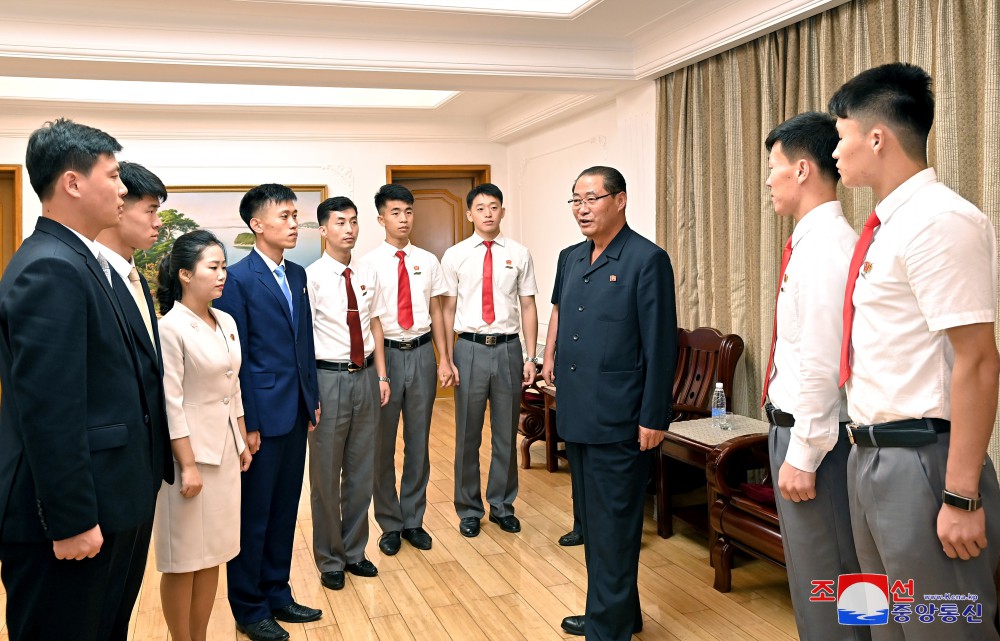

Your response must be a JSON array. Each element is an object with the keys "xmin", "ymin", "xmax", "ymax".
[
  {"xmin": 482, "ymin": 240, "xmax": 495, "ymax": 325},
  {"xmin": 839, "ymin": 211, "xmax": 881, "ymax": 387},
  {"xmin": 760, "ymin": 235, "xmax": 793, "ymax": 407},
  {"xmin": 343, "ymin": 267, "xmax": 364, "ymax": 367},
  {"xmin": 396, "ymin": 250, "xmax": 414, "ymax": 330}
]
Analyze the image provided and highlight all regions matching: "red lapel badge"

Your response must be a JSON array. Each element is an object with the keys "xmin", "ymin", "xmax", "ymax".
[
  {"xmin": 609, "ymin": 275, "xmax": 617, "ymax": 282},
  {"xmin": 862, "ymin": 261, "xmax": 873, "ymax": 276}
]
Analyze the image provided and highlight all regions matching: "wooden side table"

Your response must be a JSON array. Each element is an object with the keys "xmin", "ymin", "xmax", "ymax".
[
  {"xmin": 539, "ymin": 384, "xmax": 563, "ymax": 472},
  {"xmin": 657, "ymin": 415, "xmax": 769, "ymax": 538}
]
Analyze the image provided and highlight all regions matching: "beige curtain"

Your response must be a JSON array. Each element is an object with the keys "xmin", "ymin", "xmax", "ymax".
[{"xmin": 656, "ymin": 0, "xmax": 1000, "ymax": 460}]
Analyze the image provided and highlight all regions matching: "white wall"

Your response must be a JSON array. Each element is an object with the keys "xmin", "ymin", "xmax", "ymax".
[{"xmin": 505, "ymin": 81, "xmax": 658, "ymax": 342}]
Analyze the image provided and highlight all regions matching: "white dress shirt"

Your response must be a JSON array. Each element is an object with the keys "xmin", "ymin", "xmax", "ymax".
[
  {"xmin": 847, "ymin": 168, "xmax": 998, "ymax": 425},
  {"xmin": 254, "ymin": 246, "xmax": 289, "ymax": 289},
  {"xmin": 441, "ymin": 233, "xmax": 537, "ymax": 335},
  {"xmin": 767, "ymin": 202, "xmax": 857, "ymax": 472},
  {"xmin": 60, "ymin": 222, "xmax": 101, "ymax": 260},
  {"xmin": 94, "ymin": 241, "xmax": 134, "ymax": 288},
  {"xmin": 359, "ymin": 241, "xmax": 447, "ymax": 341},
  {"xmin": 306, "ymin": 253, "xmax": 386, "ymax": 362}
]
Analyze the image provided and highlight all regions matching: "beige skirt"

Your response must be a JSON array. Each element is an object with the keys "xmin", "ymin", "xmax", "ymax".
[{"xmin": 153, "ymin": 423, "xmax": 241, "ymax": 573}]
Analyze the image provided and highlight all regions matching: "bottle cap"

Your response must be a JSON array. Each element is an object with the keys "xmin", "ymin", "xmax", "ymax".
[{"xmin": 715, "ymin": 382, "xmax": 723, "ymax": 388}]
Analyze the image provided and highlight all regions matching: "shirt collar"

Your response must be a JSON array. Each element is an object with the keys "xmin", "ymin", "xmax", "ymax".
[
  {"xmin": 254, "ymin": 245, "xmax": 286, "ymax": 273},
  {"xmin": 383, "ymin": 241, "xmax": 412, "ymax": 256},
  {"xmin": 791, "ymin": 200, "xmax": 845, "ymax": 249},
  {"xmin": 94, "ymin": 241, "xmax": 133, "ymax": 278},
  {"xmin": 875, "ymin": 167, "xmax": 937, "ymax": 226},
  {"xmin": 474, "ymin": 232, "xmax": 505, "ymax": 247},
  {"xmin": 61, "ymin": 223, "xmax": 101, "ymax": 260},
  {"xmin": 319, "ymin": 251, "xmax": 354, "ymax": 276}
]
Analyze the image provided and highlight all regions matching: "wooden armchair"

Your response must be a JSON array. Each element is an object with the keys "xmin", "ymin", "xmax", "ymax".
[
  {"xmin": 655, "ymin": 327, "xmax": 744, "ymax": 537},
  {"xmin": 706, "ymin": 433, "xmax": 784, "ymax": 592},
  {"xmin": 517, "ymin": 372, "xmax": 548, "ymax": 468}
]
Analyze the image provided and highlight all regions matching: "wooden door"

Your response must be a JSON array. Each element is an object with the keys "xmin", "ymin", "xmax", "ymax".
[
  {"xmin": 386, "ymin": 166, "xmax": 489, "ymax": 398},
  {"xmin": 0, "ymin": 165, "xmax": 22, "ymax": 274}
]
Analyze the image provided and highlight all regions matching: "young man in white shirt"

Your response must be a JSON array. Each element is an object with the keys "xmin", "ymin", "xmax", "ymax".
[
  {"xmin": 760, "ymin": 113, "xmax": 867, "ymax": 641},
  {"xmin": 832, "ymin": 62, "xmax": 1000, "ymax": 640},
  {"xmin": 306, "ymin": 197, "xmax": 390, "ymax": 592},
  {"xmin": 441, "ymin": 184, "xmax": 538, "ymax": 537},
  {"xmin": 361, "ymin": 184, "xmax": 453, "ymax": 555}
]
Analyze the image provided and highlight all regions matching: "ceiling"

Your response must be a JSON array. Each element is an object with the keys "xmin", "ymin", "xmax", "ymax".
[{"xmin": 0, "ymin": 0, "xmax": 848, "ymax": 141}]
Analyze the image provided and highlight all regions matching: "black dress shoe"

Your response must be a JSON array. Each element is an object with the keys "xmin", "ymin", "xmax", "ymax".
[
  {"xmin": 489, "ymin": 511, "xmax": 521, "ymax": 533},
  {"xmin": 379, "ymin": 530, "xmax": 401, "ymax": 555},
  {"xmin": 237, "ymin": 617, "xmax": 290, "ymax": 641},
  {"xmin": 402, "ymin": 527, "xmax": 433, "ymax": 550},
  {"xmin": 459, "ymin": 516, "xmax": 480, "ymax": 537},
  {"xmin": 558, "ymin": 530, "xmax": 584, "ymax": 546},
  {"xmin": 561, "ymin": 615, "xmax": 585, "ymax": 636},
  {"xmin": 345, "ymin": 558, "xmax": 378, "ymax": 577},
  {"xmin": 321, "ymin": 571, "xmax": 345, "ymax": 591},
  {"xmin": 272, "ymin": 601, "xmax": 322, "ymax": 623}
]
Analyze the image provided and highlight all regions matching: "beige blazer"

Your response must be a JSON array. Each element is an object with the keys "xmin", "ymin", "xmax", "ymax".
[{"xmin": 160, "ymin": 302, "xmax": 245, "ymax": 465}]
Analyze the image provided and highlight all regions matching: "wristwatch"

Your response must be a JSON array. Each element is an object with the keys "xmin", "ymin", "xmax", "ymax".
[
  {"xmin": 942, "ymin": 489, "xmax": 982, "ymax": 511},
  {"xmin": 526, "ymin": 356, "xmax": 541, "ymax": 364},
  {"xmin": 378, "ymin": 376, "xmax": 391, "ymax": 383}
]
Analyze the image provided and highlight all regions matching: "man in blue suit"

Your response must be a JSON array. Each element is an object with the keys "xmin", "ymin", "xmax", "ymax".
[
  {"xmin": 215, "ymin": 184, "xmax": 322, "ymax": 641},
  {"xmin": 552, "ymin": 167, "xmax": 677, "ymax": 640}
]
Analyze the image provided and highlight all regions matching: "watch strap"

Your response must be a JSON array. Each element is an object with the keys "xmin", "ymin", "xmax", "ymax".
[{"xmin": 942, "ymin": 489, "xmax": 982, "ymax": 511}]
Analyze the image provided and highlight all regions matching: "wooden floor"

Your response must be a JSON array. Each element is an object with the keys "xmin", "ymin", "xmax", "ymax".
[{"xmin": 0, "ymin": 399, "xmax": 798, "ymax": 640}]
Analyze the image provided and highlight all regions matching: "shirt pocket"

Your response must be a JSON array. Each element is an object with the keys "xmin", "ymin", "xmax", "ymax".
[{"xmin": 496, "ymin": 265, "xmax": 519, "ymax": 297}]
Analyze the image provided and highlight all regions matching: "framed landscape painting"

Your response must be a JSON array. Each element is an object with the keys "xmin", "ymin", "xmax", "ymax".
[{"xmin": 136, "ymin": 184, "xmax": 327, "ymax": 285}]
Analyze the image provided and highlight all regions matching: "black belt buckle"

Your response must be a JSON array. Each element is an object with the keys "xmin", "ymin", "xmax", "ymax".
[
  {"xmin": 347, "ymin": 362, "xmax": 362, "ymax": 373},
  {"xmin": 485, "ymin": 335, "xmax": 497, "ymax": 346}
]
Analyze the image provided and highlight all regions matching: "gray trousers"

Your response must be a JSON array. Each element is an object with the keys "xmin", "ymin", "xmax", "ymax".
[
  {"xmin": 769, "ymin": 424, "xmax": 870, "ymax": 641},
  {"xmin": 374, "ymin": 341, "xmax": 437, "ymax": 532},
  {"xmin": 309, "ymin": 366, "xmax": 379, "ymax": 572},
  {"xmin": 849, "ymin": 433, "xmax": 1000, "ymax": 641},
  {"xmin": 453, "ymin": 336, "xmax": 522, "ymax": 519}
]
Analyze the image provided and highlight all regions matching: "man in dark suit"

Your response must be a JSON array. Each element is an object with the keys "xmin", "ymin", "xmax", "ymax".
[
  {"xmin": 214, "ymin": 183, "xmax": 322, "ymax": 641},
  {"xmin": 93, "ymin": 160, "xmax": 174, "ymax": 639},
  {"xmin": 552, "ymin": 166, "xmax": 677, "ymax": 640},
  {"xmin": 0, "ymin": 118, "xmax": 173, "ymax": 641}
]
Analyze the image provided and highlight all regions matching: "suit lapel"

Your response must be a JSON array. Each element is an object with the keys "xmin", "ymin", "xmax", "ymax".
[
  {"xmin": 250, "ymin": 250, "xmax": 295, "ymax": 331},
  {"xmin": 112, "ymin": 272, "xmax": 159, "ymax": 366},
  {"xmin": 583, "ymin": 225, "xmax": 631, "ymax": 277}
]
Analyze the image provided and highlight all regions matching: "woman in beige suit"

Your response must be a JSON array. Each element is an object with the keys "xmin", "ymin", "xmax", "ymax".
[{"xmin": 154, "ymin": 230, "xmax": 252, "ymax": 641}]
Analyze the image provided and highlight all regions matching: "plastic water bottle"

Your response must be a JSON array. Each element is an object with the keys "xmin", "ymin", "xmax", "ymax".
[{"xmin": 711, "ymin": 382, "xmax": 730, "ymax": 430}]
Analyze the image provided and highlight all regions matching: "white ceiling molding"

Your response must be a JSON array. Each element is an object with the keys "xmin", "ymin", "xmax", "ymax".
[
  {"xmin": 238, "ymin": 0, "xmax": 603, "ymax": 18},
  {"xmin": 487, "ymin": 93, "xmax": 605, "ymax": 143}
]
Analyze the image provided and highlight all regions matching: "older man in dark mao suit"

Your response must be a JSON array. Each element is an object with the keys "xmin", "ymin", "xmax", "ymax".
[{"xmin": 552, "ymin": 166, "xmax": 677, "ymax": 641}]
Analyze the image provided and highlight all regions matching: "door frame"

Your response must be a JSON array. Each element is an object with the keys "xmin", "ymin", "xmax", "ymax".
[
  {"xmin": 385, "ymin": 165, "xmax": 490, "ymax": 186},
  {"xmin": 0, "ymin": 164, "xmax": 24, "ymax": 267}
]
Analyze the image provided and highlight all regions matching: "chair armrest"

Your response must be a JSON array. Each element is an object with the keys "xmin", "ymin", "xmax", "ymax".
[{"xmin": 706, "ymin": 434, "xmax": 770, "ymax": 497}]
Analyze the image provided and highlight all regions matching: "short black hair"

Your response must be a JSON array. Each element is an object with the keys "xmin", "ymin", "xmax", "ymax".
[
  {"xmin": 765, "ymin": 112, "xmax": 840, "ymax": 183},
  {"xmin": 374, "ymin": 184, "xmax": 414, "ymax": 214},
  {"xmin": 574, "ymin": 166, "xmax": 626, "ymax": 195},
  {"xmin": 120, "ymin": 161, "xmax": 168, "ymax": 204},
  {"xmin": 25, "ymin": 118, "xmax": 123, "ymax": 201},
  {"xmin": 239, "ymin": 183, "xmax": 297, "ymax": 231},
  {"xmin": 318, "ymin": 196, "xmax": 358, "ymax": 226},
  {"xmin": 465, "ymin": 183, "xmax": 503, "ymax": 209},
  {"xmin": 828, "ymin": 62, "xmax": 934, "ymax": 161},
  {"xmin": 156, "ymin": 229, "xmax": 226, "ymax": 314}
]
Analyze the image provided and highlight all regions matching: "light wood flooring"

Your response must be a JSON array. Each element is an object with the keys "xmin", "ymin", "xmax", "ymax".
[{"xmin": 0, "ymin": 399, "xmax": 798, "ymax": 640}]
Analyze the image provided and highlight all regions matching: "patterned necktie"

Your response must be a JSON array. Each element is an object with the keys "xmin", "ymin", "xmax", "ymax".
[
  {"xmin": 482, "ymin": 240, "xmax": 495, "ymax": 325},
  {"xmin": 274, "ymin": 264, "xmax": 294, "ymax": 316},
  {"xmin": 396, "ymin": 250, "xmax": 414, "ymax": 330},
  {"xmin": 97, "ymin": 252, "xmax": 113, "ymax": 285},
  {"xmin": 343, "ymin": 267, "xmax": 365, "ymax": 367},
  {"xmin": 128, "ymin": 266, "xmax": 156, "ymax": 350},
  {"xmin": 839, "ymin": 211, "xmax": 881, "ymax": 387},
  {"xmin": 760, "ymin": 235, "xmax": 793, "ymax": 407}
]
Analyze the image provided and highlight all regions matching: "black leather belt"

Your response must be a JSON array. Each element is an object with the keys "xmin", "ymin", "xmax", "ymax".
[
  {"xmin": 316, "ymin": 354, "xmax": 374, "ymax": 373},
  {"xmin": 458, "ymin": 332, "xmax": 518, "ymax": 346},
  {"xmin": 848, "ymin": 417, "xmax": 950, "ymax": 448},
  {"xmin": 764, "ymin": 403, "xmax": 795, "ymax": 428},
  {"xmin": 385, "ymin": 332, "xmax": 431, "ymax": 350}
]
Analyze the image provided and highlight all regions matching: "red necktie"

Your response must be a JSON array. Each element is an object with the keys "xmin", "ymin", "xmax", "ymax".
[
  {"xmin": 760, "ymin": 235, "xmax": 793, "ymax": 407},
  {"xmin": 839, "ymin": 211, "xmax": 881, "ymax": 387},
  {"xmin": 343, "ymin": 267, "xmax": 365, "ymax": 367},
  {"xmin": 396, "ymin": 250, "xmax": 414, "ymax": 330},
  {"xmin": 482, "ymin": 240, "xmax": 495, "ymax": 325}
]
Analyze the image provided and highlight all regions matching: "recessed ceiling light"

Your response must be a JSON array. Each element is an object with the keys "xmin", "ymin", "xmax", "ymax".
[
  {"xmin": 0, "ymin": 77, "xmax": 457, "ymax": 109},
  {"xmin": 240, "ymin": 0, "xmax": 598, "ymax": 17}
]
